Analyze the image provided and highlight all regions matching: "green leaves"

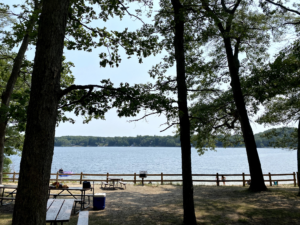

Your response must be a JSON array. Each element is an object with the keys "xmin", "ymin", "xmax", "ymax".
[{"xmin": 64, "ymin": 0, "xmax": 160, "ymax": 68}]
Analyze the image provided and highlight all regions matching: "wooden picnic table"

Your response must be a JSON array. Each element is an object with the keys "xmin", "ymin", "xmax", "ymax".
[
  {"xmin": 46, "ymin": 199, "xmax": 74, "ymax": 224},
  {"xmin": 0, "ymin": 185, "xmax": 17, "ymax": 206},
  {"xmin": 108, "ymin": 177, "xmax": 123, "ymax": 189},
  {"xmin": 48, "ymin": 186, "xmax": 93, "ymax": 212}
]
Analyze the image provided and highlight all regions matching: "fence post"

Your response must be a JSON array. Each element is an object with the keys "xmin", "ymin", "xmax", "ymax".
[
  {"xmin": 268, "ymin": 172, "xmax": 272, "ymax": 186},
  {"xmin": 293, "ymin": 172, "xmax": 296, "ymax": 187},
  {"xmin": 106, "ymin": 173, "xmax": 109, "ymax": 183},
  {"xmin": 56, "ymin": 171, "xmax": 59, "ymax": 183},
  {"xmin": 216, "ymin": 173, "xmax": 219, "ymax": 186},
  {"xmin": 161, "ymin": 172, "xmax": 163, "ymax": 185},
  {"xmin": 80, "ymin": 172, "xmax": 83, "ymax": 184},
  {"xmin": 242, "ymin": 173, "xmax": 245, "ymax": 187},
  {"xmin": 13, "ymin": 172, "xmax": 16, "ymax": 182},
  {"xmin": 134, "ymin": 173, "xmax": 136, "ymax": 184}
]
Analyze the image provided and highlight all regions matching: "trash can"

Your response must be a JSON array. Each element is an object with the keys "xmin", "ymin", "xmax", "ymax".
[
  {"xmin": 93, "ymin": 193, "xmax": 106, "ymax": 210},
  {"xmin": 274, "ymin": 181, "xmax": 278, "ymax": 185}
]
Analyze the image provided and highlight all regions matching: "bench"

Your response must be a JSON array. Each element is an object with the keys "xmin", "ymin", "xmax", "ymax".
[
  {"xmin": 119, "ymin": 181, "xmax": 127, "ymax": 189},
  {"xmin": 73, "ymin": 195, "xmax": 93, "ymax": 214},
  {"xmin": 101, "ymin": 181, "xmax": 113, "ymax": 189},
  {"xmin": 5, "ymin": 191, "xmax": 17, "ymax": 195},
  {"xmin": 74, "ymin": 199, "xmax": 82, "ymax": 214},
  {"xmin": 49, "ymin": 193, "xmax": 93, "ymax": 214},
  {"xmin": 101, "ymin": 182, "xmax": 108, "ymax": 189},
  {"xmin": 77, "ymin": 211, "xmax": 89, "ymax": 225},
  {"xmin": 50, "ymin": 194, "xmax": 92, "ymax": 200},
  {"xmin": 0, "ymin": 197, "xmax": 15, "ymax": 206}
]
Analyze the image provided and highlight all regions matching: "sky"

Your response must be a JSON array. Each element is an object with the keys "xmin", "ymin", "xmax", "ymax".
[{"xmin": 7, "ymin": 0, "xmax": 294, "ymax": 137}]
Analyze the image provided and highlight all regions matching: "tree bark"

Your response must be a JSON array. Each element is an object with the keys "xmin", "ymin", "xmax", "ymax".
[
  {"xmin": 171, "ymin": 0, "xmax": 197, "ymax": 224},
  {"xmin": 223, "ymin": 38, "xmax": 266, "ymax": 191},
  {"xmin": 12, "ymin": 0, "xmax": 69, "ymax": 224}
]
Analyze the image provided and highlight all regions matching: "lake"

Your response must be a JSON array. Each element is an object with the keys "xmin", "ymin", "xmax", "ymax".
[{"xmin": 8, "ymin": 147, "xmax": 297, "ymax": 184}]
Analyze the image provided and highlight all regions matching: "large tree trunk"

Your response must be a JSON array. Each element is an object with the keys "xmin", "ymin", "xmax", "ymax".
[
  {"xmin": 0, "ymin": 33, "xmax": 31, "ymax": 184},
  {"xmin": 223, "ymin": 38, "xmax": 266, "ymax": 192},
  {"xmin": 171, "ymin": 0, "xmax": 197, "ymax": 224},
  {"xmin": 12, "ymin": 0, "xmax": 69, "ymax": 224}
]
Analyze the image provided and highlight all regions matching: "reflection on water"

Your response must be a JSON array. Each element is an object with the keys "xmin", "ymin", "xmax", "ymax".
[{"xmin": 9, "ymin": 147, "xmax": 297, "ymax": 184}]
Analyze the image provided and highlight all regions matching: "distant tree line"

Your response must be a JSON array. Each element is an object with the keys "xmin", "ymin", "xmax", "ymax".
[
  {"xmin": 54, "ymin": 127, "xmax": 297, "ymax": 148},
  {"xmin": 54, "ymin": 135, "xmax": 181, "ymax": 147}
]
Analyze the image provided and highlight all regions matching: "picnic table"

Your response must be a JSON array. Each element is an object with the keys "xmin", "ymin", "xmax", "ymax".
[
  {"xmin": 48, "ymin": 186, "xmax": 93, "ymax": 212},
  {"xmin": 46, "ymin": 199, "xmax": 74, "ymax": 224},
  {"xmin": 0, "ymin": 185, "xmax": 17, "ymax": 206},
  {"xmin": 108, "ymin": 177, "xmax": 123, "ymax": 189}
]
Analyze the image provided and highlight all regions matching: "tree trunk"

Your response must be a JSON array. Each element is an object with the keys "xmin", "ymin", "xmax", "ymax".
[
  {"xmin": 0, "ymin": 1, "xmax": 41, "ymax": 184},
  {"xmin": 297, "ymin": 119, "xmax": 300, "ymax": 195},
  {"xmin": 12, "ymin": 0, "xmax": 69, "ymax": 224},
  {"xmin": 171, "ymin": 0, "xmax": 197, "ymax": 224},
  {"xmin": 0, "ymin": 33, "xmax": 30, "ymax": 184},
  {"xmin": 223, "ymin": 38, "xmax": 266, "ymax": 192}
]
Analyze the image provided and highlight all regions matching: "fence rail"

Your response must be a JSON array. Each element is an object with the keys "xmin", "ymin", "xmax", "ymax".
[{"xmin": 3, "ymin": 172, "xmax": 298, "ymax": 187}]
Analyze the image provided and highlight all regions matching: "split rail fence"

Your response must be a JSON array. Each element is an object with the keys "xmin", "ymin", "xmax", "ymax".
[{"xmin": 3, "ymin": 172, "xmax": 299, "ymax": 187}]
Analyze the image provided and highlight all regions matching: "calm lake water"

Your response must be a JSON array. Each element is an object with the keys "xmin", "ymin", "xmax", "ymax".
[{"xmin": 8, "ymin": 147, "xmax": 297, "ymax": 184}]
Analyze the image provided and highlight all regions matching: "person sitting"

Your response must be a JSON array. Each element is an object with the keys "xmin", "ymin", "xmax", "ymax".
[
  {"xmin": 221, "ymin": 175, "xmax": 226, "ymax": 185},
  {"xmin": 247, "ymin": 179, "xmax": 251, "ymax": 185},
  {"xmin": 58, "ymin": 168, "xmax": 63, "ymax": 174}
]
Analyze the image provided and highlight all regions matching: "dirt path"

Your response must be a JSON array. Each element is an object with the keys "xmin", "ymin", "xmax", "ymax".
[{"xmin": 1, "ymin": 183, "xmax": 300, "ymax": 224}]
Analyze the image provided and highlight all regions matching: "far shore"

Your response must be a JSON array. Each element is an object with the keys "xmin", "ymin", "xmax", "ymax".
[{"xmin": 54, "ymin": 146, "xmax": 275, "ymax": 148}]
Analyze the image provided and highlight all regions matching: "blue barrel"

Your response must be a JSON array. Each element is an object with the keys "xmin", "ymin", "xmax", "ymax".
[{"xmin": 93, "ymin": 193, "xmax": 106, "ymax": 210}]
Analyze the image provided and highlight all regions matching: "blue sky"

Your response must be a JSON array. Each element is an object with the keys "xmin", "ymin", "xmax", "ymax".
[{"xmin": 7, "ymin": 0, "xmax": 292, "ymax": 137}]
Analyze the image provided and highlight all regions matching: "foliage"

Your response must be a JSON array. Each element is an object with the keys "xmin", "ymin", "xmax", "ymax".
[
  {"xmin": 1, "ymin": 0, "xmax": 166, "ymax": 127},
  {"xmin": 54, "ymin": 135, "xmax": 181, "ymax": 147},
  {"xmin": 177, "ymin": 0, "xmax": 283, "ymax": 157},
  {"xmin": 251, "ymin": 39, "xmax": 300, "ymax": 150},
  {"xmin": 0, "ymin": 46, "xmax": 28, "ymax": 172},
  {"xmin": 255, "ymin": 127, "xmax": 297, "ymax": 149},
  {"xmin": 53, "ymin": 127, "xmax": 295, "ymax": 148}
]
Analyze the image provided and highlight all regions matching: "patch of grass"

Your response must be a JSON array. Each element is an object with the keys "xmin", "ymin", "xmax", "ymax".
[
  {"xmin": 268, "ymin": 188, "xmax": 299, "ymax": 198},
  {"xmin": 245, "ymin": 208, "xmax": 300, "ymax": 219},
  {"xmin": 0, "ymin": 214, "xmax": 13, "ymax": 225}
]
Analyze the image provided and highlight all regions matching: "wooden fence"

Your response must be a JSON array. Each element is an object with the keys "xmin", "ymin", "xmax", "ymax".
[{"xmin": 3, "ymin": 172, "xmax": 298, "ymax": 187}]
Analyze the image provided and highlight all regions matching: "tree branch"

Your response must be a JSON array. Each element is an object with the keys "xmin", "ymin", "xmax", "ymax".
[
  {"xmin": 160, "ymin": 122, "xmax": 179, "ymax": 132},
  {"xmin": 128, "ymin": 112, "xmax": 161, "ymax": 122},
  {"xmin": 221, "ymin": 0, "xmax": 242, "ymax": 14},
  {"xmin": 187, "ymin": 88, "xmax": 222, "ymax": 93},
  {"xmin": 59, "ymin": 86, "xmax": 94, "ymax": 108},
  {"xmin": 59, "ymin": 84, "xmax": 118, "ymax": 98},
  {"xmin": 117, "ymin": 0, "xmax": 145, "ymax": 24},
  {"xmin": 200, "ymin": 0, "xmax": 225, "ymax": 33},
  {"xmin": 265, "ymin": 0, "xmax": 300, "ymax": 15},
  {"xmin": 233, "ymin": 37, "xmax": 241, "ymax": 58},
  {"xmin": 284, "ymin": 21, "xmax": 300, "ymax": 25}
]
